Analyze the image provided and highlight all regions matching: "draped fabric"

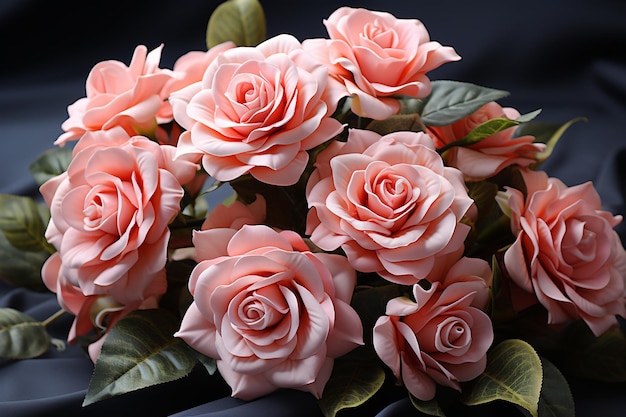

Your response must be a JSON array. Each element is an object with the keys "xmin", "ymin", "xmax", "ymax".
[{"xmin": 1, "ymin": 1, "xmax": 625, "ymax": 415}]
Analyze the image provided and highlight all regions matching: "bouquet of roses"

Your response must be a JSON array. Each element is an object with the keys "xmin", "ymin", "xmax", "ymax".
[{"xmin": 2, "ymin": 1, "xmax": 626, "ymax": 416}]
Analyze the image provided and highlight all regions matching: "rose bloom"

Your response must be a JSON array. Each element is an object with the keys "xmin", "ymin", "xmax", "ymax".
[
  {"xmin": 41, "ymin": 134, "xmax": 198, "ymax": 307},
  {"xmin": 306, "ymin": 129, "xmax": 474, "ymax": 285},
  {"xmin": 171, "ymin": 34, "xmax": 346, "ymax": 186},
  {"xmin": 498, "ymin": 169, "xmax": 626, "ymax": 336},
  {"xmin": 56, "ymin": 44, "xmax": 175, "ymax": 146},
  {"xmin": 70, "ymin": 127, "xmax": 208, "ymax": 211},
  {"xmin": 303, "ymin": 7, "xmax": 460, "ymax": 120},
  {"xmin": 157, "ymin": 41, "xmax": 236, "ymax": 123},
  {"xmin": 373, "ymin": 279, "xmax": 494, "ymax": 401},
  {"xmin": 175, "ymin": 224, "xmax": 363, "ymax": 400},
  {"xmin": 427, "ymin": 102, "xmax": 546, "ymax": 180}
]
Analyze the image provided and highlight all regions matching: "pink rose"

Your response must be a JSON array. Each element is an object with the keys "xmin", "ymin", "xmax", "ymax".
[
  {"xmin": 303, "ymin": 7, "xmax": 460, "ymax": 119},
  {"xmin": 42, "ymin": 254, "xmax": 158, "ymax": 362},
  {"xmin": 499, "ymin": 169, "xmax": 626, "ymax": 336},
  {"xmin": 56, "ymin": 44, "xmax": 175, "ymax": 145},
  {"xmin": 427, "ymin": 102, "xmax": 546, "ymax": 180},
  {"xmin": 427, "ymin": 251, "xmax": 493, "ymax": 311},
  {"xmin": 201, "ymin": 194, "xmax": 266, "ymax": 230},
  {"xmin": 171, "ymin": 34, "xmax": 345, "ymax": 186},
  {"xmin": 306, "ymin": 129, "xmax": 474, "ymax": 285},
  {"xmin": 373, "ymin": 280, "xmax": 494, "ymax": 401},
  {"xmin": 68, "ymin": 128, "xmax": 200, "ymax": 189},
  {"xmin": 157, "ymin": 41, "xmax": 236, "ymax": 122},
  {"xmin": 41, "ymin": 135, "xmax": 198, "ymax": 306},
  {"xmin": 175, "ymin": 224, "xmax": 363, "ymax": 400}
]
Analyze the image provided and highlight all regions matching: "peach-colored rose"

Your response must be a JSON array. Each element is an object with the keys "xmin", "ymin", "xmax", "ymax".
[
  {"xmin": 40, "ymin": 135, "xmax": 198, "ymax": 306},
  {"xmin": 56, "ymin": 45, "xmax": 175, "ymax": 145},
  {"xmin": 171, "ymin": 34, "xmax": 346, "ymax": 186},
  {"xmin": 427, "ymin": 251, "xmax": 493, "ymax": 311},
  {"xmin": 201, "ymin": 194, "xmax": 266, "ymax": 230},
  {"xmin": 303, "ymin": 7, "xmax": 460, "ymax": 120},
  {"xmin": 427, "ymin": 102, "xmax": 546, "ymax": 180},
  {"xmin": 306, "ymin": 129, "xmax": 473, "ymax": 285},
  {"xmin": 498, "ymin": 169, "xmax": 626, "ymax": 336},
  {"xmin": 373, "ymin": 280, "xmax": 494, "ymax": 401},
  {"xmin": 157, "ymin": 41, "xmax": 236, "ymax": 122},
  {"xmin": 175, "ymin": 224, "xmax": 363, "ymax": 400},
  {"xmin": 71, "ymin": 128, "xmax": 205, "ymax": 207},
  {"xmin": 41, "ymin": 253, "xmax": 158, "ymax": 362}
]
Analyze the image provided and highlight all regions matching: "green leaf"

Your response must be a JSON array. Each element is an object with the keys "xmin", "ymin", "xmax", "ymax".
[
  {"xmin": 437, "ymin": 118, "xmax": 519, "ymax": 154},
  {"xmin": 83, "ymin": 309, "xmax": 200, "ymax": 406},
  {"xmin": 515, "ymin": 117, "xmax": 587, "ymax": 169},
  {"xmin": 419, "ymin": 81, "xmax": 510, "ymax": 126},
  {"xmin": 462, "ymin": 339, "xmax": 542, "ymax": 417},
  {"xmin": 0, "ymin": 194, "xmax": 54, "ymax": 253},
  {"xmin": 206, "ymin": 0, "xmax": 266, "ymax": 48},
  {"xmin": 462, "ymin": 118, "xmax": 520, "ymax": 144},
  {"xmin": 28, "ymin": 146, "xmax": 73, "ymax": 187},
  {"xmin": 515, "ymin": 109, "xmax": 542, "ymax": 123},
  {"xmin": 318, "ymin": 359, "xmax": 386, "ymax": 417},
  {"xmin": 537, "ymin": 356, "xmax": 575, "ymax": 417},
  {"xmin": 0, "ymin": 308, "xmax": 51, "ymax": 359},
  {"xmin": 409, "ymin": 394, "xmax": 447, "ymax": 416},
  {"xmin": 0, "ymin": 194, "xmax": 54, "ymax": 290},
  {"xmin": 0, "ymin": 229, "xmax": 50, "ymax": 291},
  {"xmin": 439, "ymin": 110, "xmax": 541, "ymax": 153}
]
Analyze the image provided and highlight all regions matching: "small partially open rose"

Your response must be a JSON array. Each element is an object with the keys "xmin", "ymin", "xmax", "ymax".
[
  {"xmin": 373, "ymin": 279, "xmax": 493, "ymax": 401},
  {"xmin": 57, "ymin": 45, "xmax": 175, "ymax": 145},
  {"xmin": 427, "ymin": 102, "xmax": 546, "ymax": 180}
]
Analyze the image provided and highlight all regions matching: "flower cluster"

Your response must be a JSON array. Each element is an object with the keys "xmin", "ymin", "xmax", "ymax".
[{"xmin": 2, "ymin": 2, "xmax": 626, "ymax": 416}]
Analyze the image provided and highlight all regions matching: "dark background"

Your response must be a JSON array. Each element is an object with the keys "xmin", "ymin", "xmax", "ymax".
[
  {"xmin": 2, "ymin": 0, "xmax": 626, "ymax": 201},
  {"xmin": 1, "ymin": 1, "xmax": 625, "ymax": 416}
]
